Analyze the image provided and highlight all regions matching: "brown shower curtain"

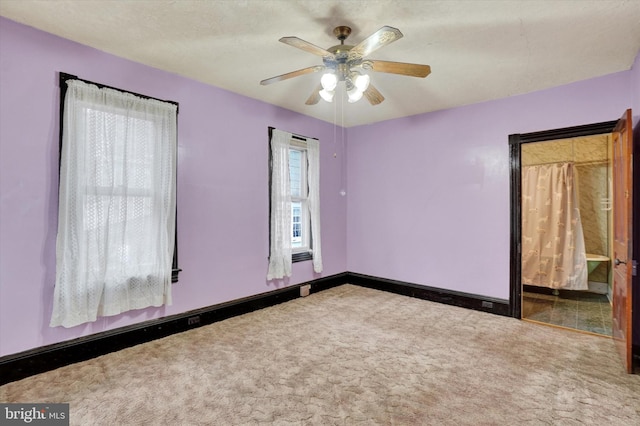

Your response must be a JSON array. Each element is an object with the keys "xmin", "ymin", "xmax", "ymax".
[{"xmin": 521, "ymin": 162, "xmax": 588, "ymax": 290}]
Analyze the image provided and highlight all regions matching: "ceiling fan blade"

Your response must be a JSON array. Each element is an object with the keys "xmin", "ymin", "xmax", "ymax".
[
  {"xmin": 364, "ymin": 84, "xmax": 385, "ymax": 105},
  {"xmin": 279, "ymin": 36, "xmax": 334, "ymax": 58},
  {"xmin": 260, "ymin": 65, "xmax": 325, "ymax": 85},
  {"xmin": 305, "ymin": 84, "xmax": 322, "ymax": 105},
  {"xmin": 348, "ymin": 26, "xmax": 403, "ymax": 61},
  {"xmin": 366, "ymin": 60, "xmax": 431, "ymax": 78}
]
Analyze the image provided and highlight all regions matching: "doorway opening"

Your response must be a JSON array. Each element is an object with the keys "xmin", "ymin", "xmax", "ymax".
[
  {"xmin": 520, "ymin": 134, "xmax": 613, "ymax": 335},
  {"xmin": 508, "ymin": 120, "xmax": 618, "ymax": 331}
]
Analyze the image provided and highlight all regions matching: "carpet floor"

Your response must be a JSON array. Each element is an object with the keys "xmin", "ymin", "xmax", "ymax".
[{"xmin": 1, "ymin": 284, "xmax": 639, "ymax": 425}]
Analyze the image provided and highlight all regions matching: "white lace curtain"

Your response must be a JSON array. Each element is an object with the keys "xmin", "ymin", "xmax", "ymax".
[
  {"xmin": 306, "ymin": 138, "xmax": 323, "ymax": 274},
  {"xmin": 51, "ymin": 79, "xmax": 177, "ymax": 328},
  {"xmin": 267, "ymin": 129, "xmax": 322, "ymax": 280},
  {"xmin": 521, "ymin": 162, "xmax": 588, "ymax": 290},
  {"xmin": 267, "ymin": 129, "xmax": 293, "ymax": 280}
]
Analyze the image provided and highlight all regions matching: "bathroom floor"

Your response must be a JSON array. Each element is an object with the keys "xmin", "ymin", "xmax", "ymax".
[{"xmin": 522, "ymin": 286, "xmax": 612, "ymax": 336}]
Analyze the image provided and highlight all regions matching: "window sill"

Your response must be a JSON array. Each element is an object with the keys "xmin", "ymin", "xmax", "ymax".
[{"xmin": 292, "ymin": 252, "xmax": 312, "ymax": 263}]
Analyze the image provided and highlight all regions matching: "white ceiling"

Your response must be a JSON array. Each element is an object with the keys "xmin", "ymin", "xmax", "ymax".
[{"xmin": 1, "ymin": 0, "xmax": 639, "ymax": 127}]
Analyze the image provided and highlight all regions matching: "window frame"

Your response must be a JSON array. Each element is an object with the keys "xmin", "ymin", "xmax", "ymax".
[
  {"xmin": 58, "ymin": 72, "xmax": 181, "ymax": 283},
  {"xmin": 289, "ymin": 142, "xmax": 311, "ymax": 255},
  {"xmin": 268, "ymin": 127, "xmax": 315, "ymax": 263}
]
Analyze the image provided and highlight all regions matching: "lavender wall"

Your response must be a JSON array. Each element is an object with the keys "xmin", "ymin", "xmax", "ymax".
[
  {"xmin": 347, "ymin": 68, "xmax": 634, "ymax": 300},
  {"xmin": 0, "ymin": 18, "xmax": 347, "ymax": 357}
]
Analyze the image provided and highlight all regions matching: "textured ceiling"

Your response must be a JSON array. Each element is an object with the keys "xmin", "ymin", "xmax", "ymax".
[{"xmin": 1, "ymin": 0, "xmax": 639, "ymax": 127}]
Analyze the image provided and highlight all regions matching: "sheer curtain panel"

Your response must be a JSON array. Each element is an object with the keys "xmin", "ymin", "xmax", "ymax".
[
  {"xmin": 267, "ymin": 129, "xmax": 293, "ymax": 280},
  {"xmin": 306, "ymin": 138, "xmax": 323, "ymax": 273},
  {"xmin": 51, "ymin": 79, "xmax": 177, "ymax": 328}
]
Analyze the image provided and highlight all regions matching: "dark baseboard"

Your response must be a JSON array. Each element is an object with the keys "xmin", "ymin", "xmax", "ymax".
[
  {"xmin": 0, "ymin": 272, "xmax": 348, "ymax": 385},
  {"xmin": 347, "ymin": 272, "xmax": 511, "ymax": 317},
  {"xmin": 3, "ymin": 271, "xmax": 627, "ymax": 385}
]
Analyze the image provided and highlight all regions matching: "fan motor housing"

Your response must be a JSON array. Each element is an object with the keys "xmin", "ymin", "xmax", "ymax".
[{"xmin": 325, "ymin": 45, "xmax": 358, "ymax": 81}]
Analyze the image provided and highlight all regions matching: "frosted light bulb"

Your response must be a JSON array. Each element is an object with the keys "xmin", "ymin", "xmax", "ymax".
[
  {"xmin": 354, "ymin": 74, "xmax": 370, "ymax": 91},
  {"xmin": 320, "ymin": 73, "xmax": 338, "ymax": 91},
  {"xmin": 319, "ymin": 89, "xmax": 334, "ymax": 102},
  {"xmin": 347, "ymin": 87, "xmax": 363, "ymax": 103}
]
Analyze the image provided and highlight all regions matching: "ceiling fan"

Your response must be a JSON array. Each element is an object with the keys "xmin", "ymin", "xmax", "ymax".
[{"xmin": 260, "ymin": 25, "xmax": 431, "ymax": 105}]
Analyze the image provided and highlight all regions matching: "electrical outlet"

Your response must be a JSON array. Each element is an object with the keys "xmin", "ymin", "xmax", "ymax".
[
  {"xmin": 187, "ymin": 316, "xmax": 200, "ymax": 325},
  {"xmin": 300, "ymin": 284, "xmax": 311, "ymax": 297}
]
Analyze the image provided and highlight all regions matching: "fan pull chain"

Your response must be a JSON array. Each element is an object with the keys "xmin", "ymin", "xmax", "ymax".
[{"xmin": 340, "ymin": 91, "xmax": 346, "ymax": 196}]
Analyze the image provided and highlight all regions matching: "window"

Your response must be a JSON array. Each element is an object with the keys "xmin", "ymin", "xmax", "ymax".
[
  {"xmin": 292, "ymin": 201, "xmax": 302, "ymax": 244},
  {"xmin": 50, "ymin": 74, "xmax": 179, "ymax": 328},
  {"xmin": 289, "ymin": 145, "xmax": 310, "ymax": 254},
  {"xmin": 267, "ymin": 128, "xmax": 322, "ymax": 280}
]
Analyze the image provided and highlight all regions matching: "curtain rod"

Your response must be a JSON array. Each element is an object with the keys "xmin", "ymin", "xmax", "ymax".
[
  {"xmin": 523, "ymin": 159, "xmax": 609, "ymax": 167},
  {"xmin": 268, "ymin": 126, "xmax": 318, "ymax": 141},
  {"xmin": 59, "ymin": 72, "xmax": 179, "ymax": 113}
]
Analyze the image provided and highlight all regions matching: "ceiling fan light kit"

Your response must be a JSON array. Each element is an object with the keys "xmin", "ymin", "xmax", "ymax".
[
  {"xmin": 320, "ymin": 71, "xmax": 369, "ymax": 104},
  {"xmin": 260, "ymin": 25, "xmax": 431, "ymax": 105}
]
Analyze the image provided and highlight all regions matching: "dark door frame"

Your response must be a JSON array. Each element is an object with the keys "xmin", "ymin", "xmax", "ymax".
[{"xmin": 508, "ymin": 120, "xmax": 618, "ymax": 319}]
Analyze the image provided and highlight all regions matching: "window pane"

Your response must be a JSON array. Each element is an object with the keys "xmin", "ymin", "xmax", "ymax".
[
  {"xmin": 291, "ymin": 201, "xmax": 302, "ymax": 247},
  {"xmin": 289, "ymin": 149, "xmax": 302, "ymax": 198}
]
